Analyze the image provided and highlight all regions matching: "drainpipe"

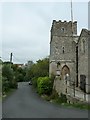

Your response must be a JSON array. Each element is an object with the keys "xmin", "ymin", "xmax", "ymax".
[{"xmin": 76, "ymin": 43, "xmax": 78, "ymax": 87}]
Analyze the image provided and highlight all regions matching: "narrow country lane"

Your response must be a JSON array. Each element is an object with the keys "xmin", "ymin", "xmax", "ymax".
[{"xmin": 2, "ymin": 82, "xmax": 89, "ymax": 118}]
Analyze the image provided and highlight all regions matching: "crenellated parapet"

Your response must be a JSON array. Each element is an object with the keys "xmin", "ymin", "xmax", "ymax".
[{"xmin": 51, "ymin": 20, "xmax": 77, "ymax": 37}]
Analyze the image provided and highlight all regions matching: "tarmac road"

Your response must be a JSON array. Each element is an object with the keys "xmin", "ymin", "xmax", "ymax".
[{"xmin": 2, "ymin": 82, "xmax": 89, "ymax": 118}]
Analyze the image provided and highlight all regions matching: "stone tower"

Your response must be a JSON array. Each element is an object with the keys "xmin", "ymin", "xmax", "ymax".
[{"xmin": 49, "ymin": 20, "xmax": 78, "ymax": 95}]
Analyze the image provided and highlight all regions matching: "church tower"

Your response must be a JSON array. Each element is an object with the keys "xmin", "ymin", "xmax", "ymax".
[{"xmin": 49, "ymin": 20, "xmax": 78, "ymax": 95}]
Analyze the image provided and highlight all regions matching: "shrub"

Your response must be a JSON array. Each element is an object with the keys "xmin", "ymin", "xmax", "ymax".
[
  {"xmin": 49, "ymin": 89, "xmax": 59, "ymax": 99},
  {"xmin": 56, "ymin": 93, "xmax": 67, "ymax": 103},
  {"xmin": 32, "ymin": 77, "xmax": 38, "ymax": 88},
  {"xmin": 2, "ymin": 78, "xmax": 10, "ymax": 93},
  {"xmin": 9, "ymin": 80, "xmax": 18, "ymax": 89},
  {"xmin": 37, "ymin": 77, "xmax": 53, "ymax": 95}
]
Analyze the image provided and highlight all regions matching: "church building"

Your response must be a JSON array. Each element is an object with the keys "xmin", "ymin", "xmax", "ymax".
[{"xmin": 49, "ymin": 20, "xmax": 90, "ymax": 102}]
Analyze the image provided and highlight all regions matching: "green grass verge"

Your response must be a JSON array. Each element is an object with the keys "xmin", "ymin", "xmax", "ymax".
[
  {"xmin": 52, "ymin": 99, "xmax": 90, "ymax": 110},
  {"xmin": 41, "ymin": 95, "xmax": 90, "ymax": 110}
]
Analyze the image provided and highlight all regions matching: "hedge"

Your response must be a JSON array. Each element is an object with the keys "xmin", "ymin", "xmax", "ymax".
[{"xmin": 37, "ymin": 77, "xmax": 53, "ymax": 95}]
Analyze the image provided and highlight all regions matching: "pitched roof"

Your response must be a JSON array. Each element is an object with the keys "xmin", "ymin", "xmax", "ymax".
[{"xmin": 78, "ymin": 29, "xmax": 90, "ymax": 43}]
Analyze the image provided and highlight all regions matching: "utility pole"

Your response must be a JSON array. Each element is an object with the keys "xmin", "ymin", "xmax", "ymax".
[
  {"xmin": 71, "ymin": 0, "xmax": 73, "ymax": 35},
  {"xmin": 10, "ymin": 53, "xmax": 13, "ymax": 68},
  {"xmin": 10, "ymin": 52, "xmax": 13, "ymax": 63},
  {"xmin": 71, "ymin": 0, "xmax": 75, "ymax": 97}
]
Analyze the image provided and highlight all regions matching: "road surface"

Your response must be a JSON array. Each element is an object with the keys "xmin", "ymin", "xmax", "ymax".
[{"xmin": 2, "ymin": 82, "xmax": 89, "ymax": 118}]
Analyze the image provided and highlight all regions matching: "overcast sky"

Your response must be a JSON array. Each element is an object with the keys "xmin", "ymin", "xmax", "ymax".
[{"xmin": 0, "ymin": 1, "xmax": 88, "ymax": 64}]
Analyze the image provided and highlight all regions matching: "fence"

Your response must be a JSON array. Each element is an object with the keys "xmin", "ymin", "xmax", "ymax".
[
  {"xmin": 54, "ymin": 75, "xmax": 90, "ymax": 103},
  {"xmin": 66, "ymin": 80, "xmax": 90, "ymax": 103}
]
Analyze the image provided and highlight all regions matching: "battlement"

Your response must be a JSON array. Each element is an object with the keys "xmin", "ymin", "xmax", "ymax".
[
  {"xmin": 52, "ymin": 20, "xmax": 77, "ymax": 25},
  {"xmin": 51, "ymin": 20, "xmax": 77, "ymax": 36}
]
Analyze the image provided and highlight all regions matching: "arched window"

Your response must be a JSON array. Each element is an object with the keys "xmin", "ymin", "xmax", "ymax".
[{"xmin": 61, "ymin": 65, "xmax": 70, "ymax": 80}]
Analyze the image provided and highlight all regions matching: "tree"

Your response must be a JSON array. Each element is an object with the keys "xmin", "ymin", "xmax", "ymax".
[
  {"xmin": 26, "ymin": 57, "xmax": 49, "ymax": 80},
  {"xmin": 24, "ymin": 57, "xmax": 49, "ymax": 88},
  {"xmin": 2, "ymin": 63, "xmax": 14, "ymax": 82},
  {"xmin": 12, "ymin": 64, "xmax": 27, "ymax": 82},
  {"xmin": 2, "ymin": 62, "xmax": 17, "ymax": 93}
]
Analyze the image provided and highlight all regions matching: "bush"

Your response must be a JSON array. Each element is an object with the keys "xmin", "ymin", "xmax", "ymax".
[
  {"xmin": 2, "ymin": 76, "xmax": 18, "ymax": 94},
  {"xmin": 56, "ymin": 93, "xmax": 67, "ymax": 103},
  {"xmin": 60, "ymin": 93, "xmax": 67, "ymax": 103},
  {"xmin": 32, "ymin": 77, "xmax": 38, "ymax": 88},
  {"xmin": 9, "ymin": 80, "xmax": 18, "ymax": 89},
  {"xmin": 49, "ymin": 89, "xmax": 59, "ymax": 99},
  {"xmin": 37, "ymin": 77, "xmax": 53, "ymax": 95},
  {"xmin": 2, "ymin": 78, "xmax": 10, "ymax": 93}
]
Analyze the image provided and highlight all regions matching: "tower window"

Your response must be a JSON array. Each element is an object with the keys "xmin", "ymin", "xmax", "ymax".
[
  {"xmin": 63, "ymin": 46, "xmax": 65, "ymax": 53},
  {"xmin": 61, "ymin": 27, "xmax": 65, "ymax": 33}
]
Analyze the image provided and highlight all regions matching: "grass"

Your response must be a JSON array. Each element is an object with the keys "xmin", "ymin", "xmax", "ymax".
[
  {"xmin": 52, "ymin": 99, "xmax": 90, "ymax": 110},
  {"xmin": 41, "ymin": 94, "xmax": 90, "ymax": 110},
  {"xmin": 70, "ymin": 103, "xmax": 90, "ymax": 109}
]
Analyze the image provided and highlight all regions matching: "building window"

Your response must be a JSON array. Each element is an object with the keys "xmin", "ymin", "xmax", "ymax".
[
  {"xmin": 83, "ymin": 40, "xmax": 85, "ymax": 53},
  {"xmin": 61, "ymin": 27, "xmax": 65, "ymax": 33},
  {"xmin": 81, "ymin": 39, "xmax": 85, "ymax": 53},
  {"xmin": 62, "ymin": 46, "xmax": 65, "ymax": 53}
]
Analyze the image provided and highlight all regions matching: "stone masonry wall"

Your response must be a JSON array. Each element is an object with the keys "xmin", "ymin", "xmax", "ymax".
[{"xmin": 78, "ymin": 35, "xmax": 89, "ymax": 93}]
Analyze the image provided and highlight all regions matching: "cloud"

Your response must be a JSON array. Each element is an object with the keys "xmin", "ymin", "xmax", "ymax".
[{"xmin": 1, "ymin": 2, "xmax": 88, "ymax": 64}]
